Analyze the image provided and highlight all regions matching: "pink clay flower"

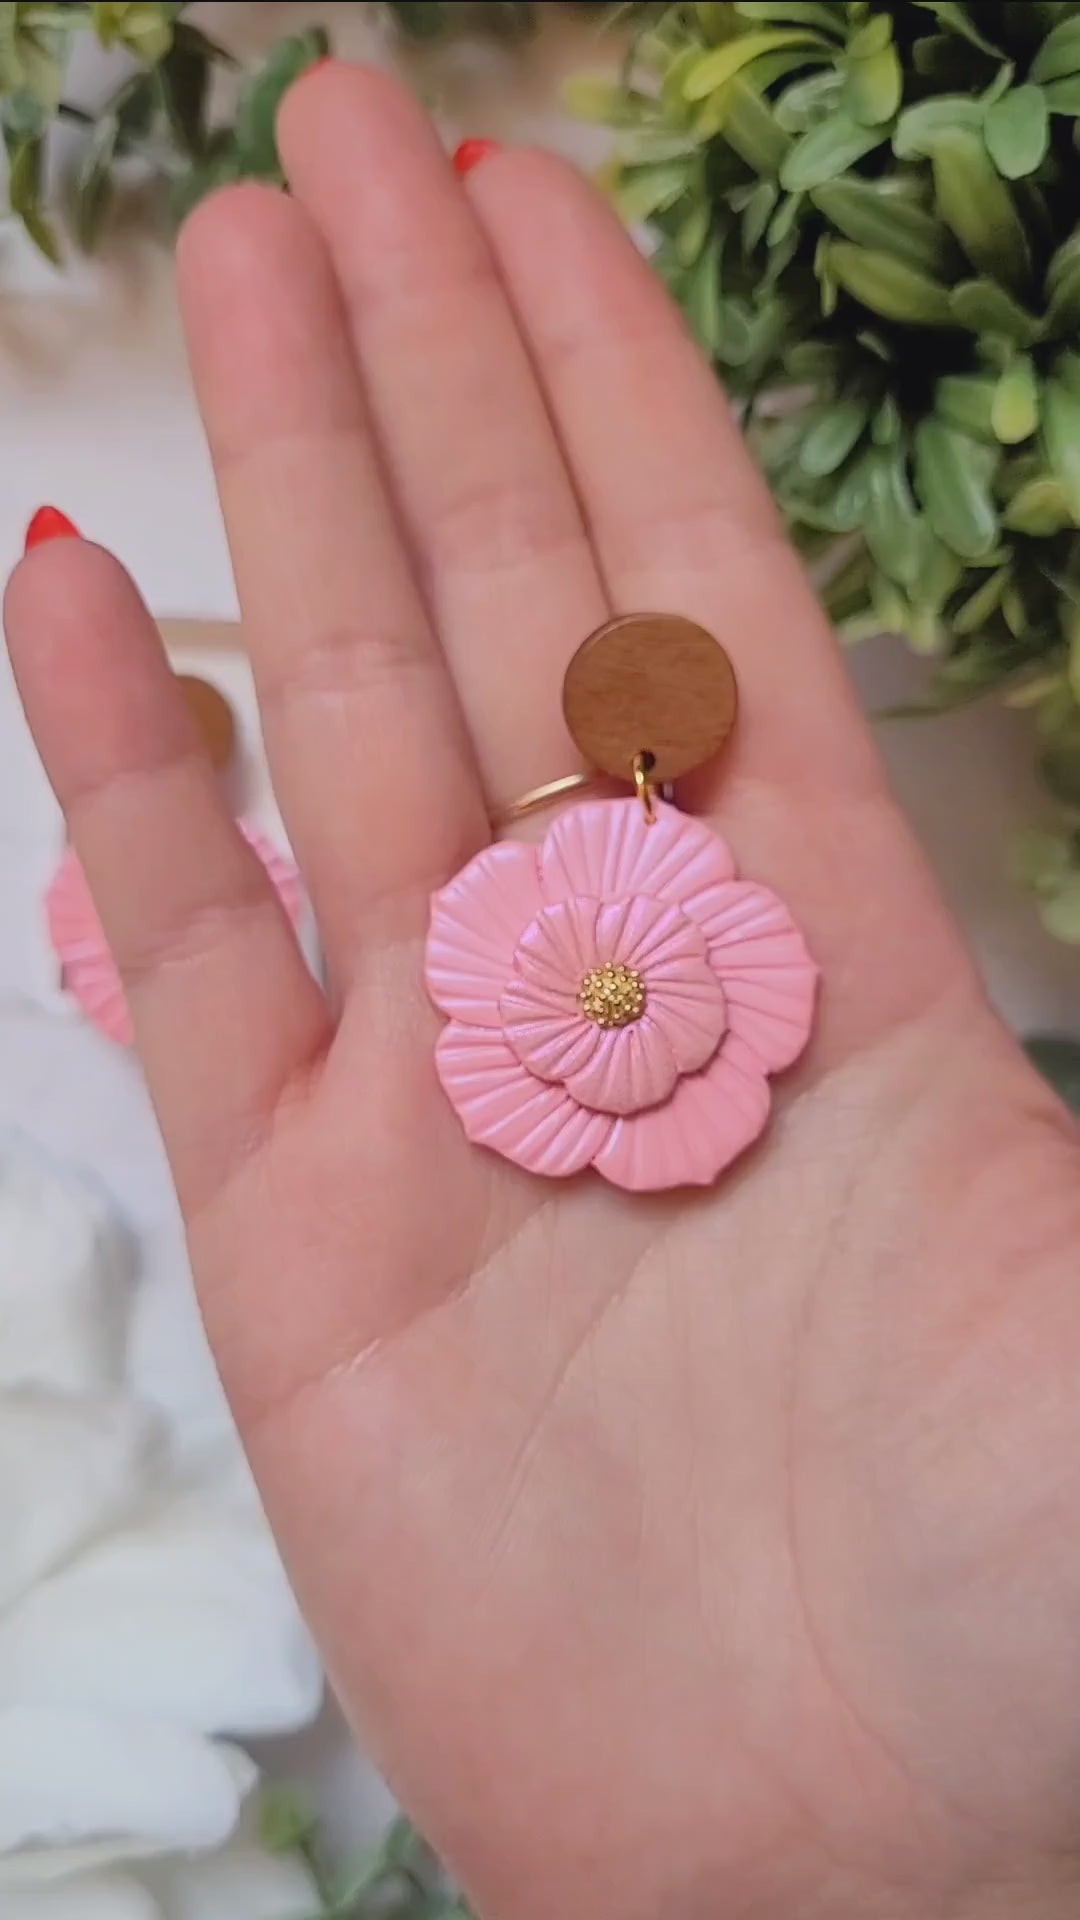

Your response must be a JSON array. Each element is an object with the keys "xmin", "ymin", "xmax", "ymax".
[{"xmin": 426, "ymin": 800, "xmax": 817, "ymax": 1192}]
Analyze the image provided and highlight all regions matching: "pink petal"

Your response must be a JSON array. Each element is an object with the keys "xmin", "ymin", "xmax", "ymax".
[
  {"xmin": 46, "ymin": 849, "xmax": 131, "ymax": 1045},
  {"xmin": 501, "ymin": 972, "xmax": 605, "ymax": 1085},
  {"xmin": 697, "ymin": 883, "xmax": 818, "ymax": 1073},
  {"xmin": 240, "ymin": 822, "xmax": 304, "ymax": 931},
  {"xmin": 46, "ymin": 830, "xmax": 304, "ymax": 1049},
  {"xmin": 592, "ymin": 1035, "xmax": 771, "ymax": 1192},
  {"xmin": 540, "ymin": 800, "xmax": 735, "ymax": 914},
  {"xmin": 562, "ymin": 1016, "xmax": 678, "ymax": 1115},
  {"xmin": 585, "ymin": 898, "xmax": 727, "ymax": 1077},
  {"xmin": 435, "ymin": 1023, "xmax": 611, "ymax": 1178},
  {"xmin": 426, "ymin": 841, "xmax": 542, "ymax": 1026},
  {"xmin": 514, "ymin": 897, "xmax": 604, "ymax": 993},
  {"xmin": 592, "ymin": 894, "xmax": 708, "ymax": 972},
  {"xmin": 644, "ymin": 957, "xmax": 728, "ymax": 1076}
]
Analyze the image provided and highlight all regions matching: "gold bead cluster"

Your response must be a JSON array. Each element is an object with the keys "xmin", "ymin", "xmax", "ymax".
[{"xmin": 578, "ymin": 962, "xmax": 646, "ymax": 1030}]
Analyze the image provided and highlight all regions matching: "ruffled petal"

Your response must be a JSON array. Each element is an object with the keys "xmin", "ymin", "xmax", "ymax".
[
  {"xmin": 562, "ymin": 1018, "xmax": 678, "ymax": 1116},
  {"xmin": 426, "ymin": 842, "xmax": 542, "ymax": 1026},
  {"xmin": 148, "ymin": 1831, "xmax": 318, "ymax": 1920},
  {"xmin": 592, "ymin": 895, "xmax": 707, "ymax": 972},
  {"xmin": 697, "ymin": 883, "xmax": 818, "ymax": 1073},
  {"xmin": 513, "ymin": 898, "xmax": 602, "ymax": 990},
  {"xmin": 0, "ymin": 1390, "xmax": 159, "ymax": 1614},
  {"xmin": 592, "ymin": 1035, "xmax": 770, "ymax": 1192},
  {"xmin": 0, "ymin": 1137, "xmax": 132, "ymax": 1396},
  {"xmin": 0, "ymin": 1466, "xmax": 321, "ymax": 1738},
  {"xmin": 0, "ymin": 1706, "xmax": 254, "ymax": 1872},
  {"xmin": 500, "ymin": 975, "xmax": 603, "ymax": 1086},
  {"xmin": 0, "ymin": 1873, "xmax": 162, "ymax": 1917},
  {"xmin": 644, "ymin": 959, "xmax": 728, "ymax": 1077},
  {"xmin": 45, "ymin": 831, "xmax": 302, "ymax": 1049},
  {"xmin": 540, "ymin": 800, "xmax": 735, "ymax": 913},
  {"xmin": 436, "ymin": 1025, "xmax": 611, "ymax": 1177}
]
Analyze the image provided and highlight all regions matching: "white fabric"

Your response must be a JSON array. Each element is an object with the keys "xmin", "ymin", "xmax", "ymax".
[{"xmin": 0, "ymin": 1135, "xmax": 321, "ymax": 1917}]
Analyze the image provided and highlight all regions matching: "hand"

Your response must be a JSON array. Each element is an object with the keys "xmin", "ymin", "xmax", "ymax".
[{"xmin": 8, "ymin": 65, "xmax": 1080, "ymax": 1920}]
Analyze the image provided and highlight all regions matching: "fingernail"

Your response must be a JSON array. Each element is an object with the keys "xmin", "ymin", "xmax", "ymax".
[
  {"xmin": 452, "ymin": 137, "xmax": 500, "ymax": 178},
  {"xmin": 25, "ymin": 505, "xmax": 81, "ymax": 552}
]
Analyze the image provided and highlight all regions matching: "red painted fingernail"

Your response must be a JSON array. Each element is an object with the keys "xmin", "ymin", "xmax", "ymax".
[
  {"xmin": 25, "ymin": 505, "xmax": 81, "ymax": 552},
  {"xmin": 452, "ymin": 137, "xmax": 500, "ymax": 178}
]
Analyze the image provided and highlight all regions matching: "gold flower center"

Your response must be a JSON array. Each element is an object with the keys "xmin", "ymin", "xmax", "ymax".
[{"xmin": 578, "ymin": 962, "xmax": 646, "ymax": 1029}]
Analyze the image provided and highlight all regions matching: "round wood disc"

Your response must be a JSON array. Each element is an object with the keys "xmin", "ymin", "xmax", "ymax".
[
  {"xmin": 562, "ymin": 613, "xmax": 737, "ymax": 785},
  {"xmin": 178, "ymin": 674, "xmax": 236, "ymax": 772}
]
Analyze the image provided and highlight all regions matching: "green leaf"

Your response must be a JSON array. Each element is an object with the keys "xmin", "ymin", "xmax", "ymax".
[
  {"xmin": 935, "ymin": 374, "xmax": 998, "ymax": 441},
  {"xmin": 740, "ymin": 176, "xmax": 778, "ymax": 251},
  {"xmin": 615, "ymin": 161, "xmax": 690, "ymax": 222},
  {"xmin": 91, "ymin": 1, "xmax": 173, "ymax": 63},
  {"xmin": 930, "ymin": 128, "xmax": 1030, "ymax": 292},
  {"xmin": 0, "ymin": 1, "xmax": 62, "ymax": 108},
  {"xmin": 773, "ymin": 66, "xmax": 842, "ymax": 131},
  {"xmin": 798, "ymin": 395, "xmax": 870, "ymax": 476},
  {"xmin": 691, "ymin": 0, "xmax": 735, "ymax": 39},
  {"xmin": 568, "ymin": 77, "xmax": 658, "ymax": 128},
  {"xmin": 722, "ymin": 73, "xmax": 791, "ymax": 173},
  {"xmin": 715, "ymin": 294, "xmax": 756, "ymax": 365},
  {"xmin": 8, "ymin": 131, "xmax": 59, "ymax": 261},
  {"xmin": 981, "ymin": 63, "xmax": 1017, "ymax": 112},
  {"xmin": 824, "ymin": 242, "xmax": 955, "ymax": 326},
  {"xmin": 1030, "ymin": 12, "xmax": 1080, "ymax": 82},
  {"xmin": 73, "ymin": 107, "xmax": 120, "ymax": 249},
  {"xmin": 1042, "ymin": 377, "xmax": 1080, "ymax": 520},
  {"xmin": 170, "ymin": 145, "xmax": 243, "ymax": 222},
  {"xmin": 733, "ymin": 0, "xmax": 844, "ymax": 31},
  {"xmin": 1044, "ymin": 73, "xmax": 1080, "ymax": 113},
  {"xmin": 914, "ymin": 418, "xmax": 999, "ymax": 558},
  {"xmin": 992, "ymin": 356, "xmax": 1040, "ymax": 442},
  {"xmin": 233, "ymin": 26, "xmax": 328, "ymax": 178},
  {"xmin": 951, "ymin": 565, "xmax": 1009, "ymax": 634},
  {"xmin": 950, "ymin": 277, "xmax": 1041, "ymax": 344},
  {"xmin": 911, "ymin": 1, "xmax": 1003, "ymax": 57},
  {"xmin": 257, "ymin": 1786, "xmax": 319, "ymax": 1857},
  {"xmin": 683, "ymin": 28, "xmax": 826, "ymax": 101},
  {"xmin": 779, "ymin": 109, "xmax": 887, "ymax": 189},
  {"xmin": 844, "ymin": 16, "xmax": 901, "ymax": 127},
  {"xmin": 1002, "ymin": 475, "xmax": 1073, "ymax": 534},
  {"xmin": 675, "ymin": 193, "xmax": 711, "ymax": 265},
  {"xmin": 821, "ymin": 446, "xmax": 877, "ymax": 528},
  {"xmin": 1039, "ymin": 865, "xmax": 1080, "ymax": 931},
  {"xmin": 811, "ymin": 177, "xmax": 956, "ymax": 276},
  {"xmin": 685, "ymin": 235, "xmax": 721, "ymax": 352},
  {"xmin": 1056, "ymin": 349, "xmax": 1080, "ymax": 397},
  {"xmin": 1025, "ymin": 1035, "xmax": 1080, "ymax": 1110},
  {"xmin": 156, "ymin": 31, "xmax": 211, "ymax": 157},
  {"xmin": 983, "ymin": 84, "xmax": 1050, "ymax": 177},
  {"xmin": 893, "ymin": 94, "xmax": 984, "ymax": 157},
  {"xmin": 872, "ymin": 393, "xmax": 901, "ymax": 445},
  {"xmin": 1045, "ymin": 240, "xmax": 1080, "ymax": 335},
  {"xmin": 864, "ymin": 450, "xmax": 930, "ymax": 588}
]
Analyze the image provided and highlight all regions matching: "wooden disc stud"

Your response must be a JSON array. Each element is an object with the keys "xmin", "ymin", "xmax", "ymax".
[
  {"xmin": 178, "ymin": 674, "xmax": 237, "ymax": 773},
  {"xmin": 562, "ymin": 612, "xmax": 737, "ymax": 787}
]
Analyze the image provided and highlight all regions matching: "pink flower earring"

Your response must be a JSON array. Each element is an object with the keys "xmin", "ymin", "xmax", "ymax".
[{"xmin": 425, "ymin": 614, "xmax": 818, "ymax": 1193}]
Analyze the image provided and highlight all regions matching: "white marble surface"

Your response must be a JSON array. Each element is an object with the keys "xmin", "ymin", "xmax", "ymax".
[{"xmin": 1, "ymin": 0, "xmax": 1078, "ymax": 1862}]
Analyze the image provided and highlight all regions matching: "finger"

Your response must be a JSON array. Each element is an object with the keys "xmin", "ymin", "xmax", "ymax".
[
  {"xmin": 469, "ymin": 154, "xmax": 880, "ymax": 797},
  {"xmin": 176, "ymin": 183, "xmax": 486, "ymax": 980},
  {"xmin": 469, "ymin": 156, "xmax": 972, "ymax": 1045},
  {"xmin": 278, "ymin": 66, "xmax": 610, "ymax": 812},
  {"xmin": 4, "ymin": 540, "xmax": 330, "ymax": 1217}
]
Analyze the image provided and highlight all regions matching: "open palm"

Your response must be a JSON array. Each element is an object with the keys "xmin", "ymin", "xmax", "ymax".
[{"xmin": 9, "ymin": 66, "xmax": 1080, "ymax": 1920}]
